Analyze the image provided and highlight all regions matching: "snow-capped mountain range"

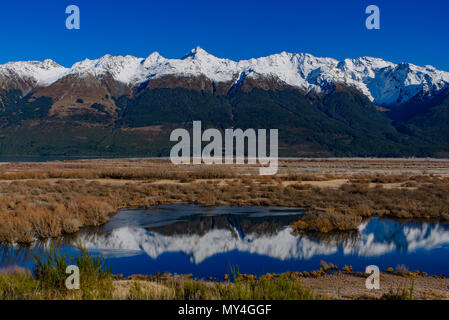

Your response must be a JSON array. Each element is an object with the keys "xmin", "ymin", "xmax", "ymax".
[{"xmin": 1, "ymin": 47, "xmax": 449, "ymax": 106}]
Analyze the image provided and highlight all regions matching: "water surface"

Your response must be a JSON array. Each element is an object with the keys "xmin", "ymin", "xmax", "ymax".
[{"xmin": 2, "ymin": 205, "xmax": 449, "ymax": 278}]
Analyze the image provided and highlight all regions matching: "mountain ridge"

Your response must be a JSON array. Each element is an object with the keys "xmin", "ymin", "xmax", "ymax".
[{"xmin": 1, "ymin": 47, "xmax": 448, "ymax": 107}]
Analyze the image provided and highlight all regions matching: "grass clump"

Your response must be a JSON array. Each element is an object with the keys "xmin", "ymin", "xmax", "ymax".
[
  {"xmin": 0, "ymin": 246, "xmax": 112, "ymax": 299},
  {"xmin": 394, "ymin": 264, "xmax": 410, "ymax": 276},
  {"xmin": 381, "ymin": 282, "xmax": 415, "ymax": 300},
  {"xmin": 292, "ymin": 209, "xmax": 362, "ymax": 233},
  {"xmin": 0, "ymin": 267, "xmax": 38, "ymax": 300},
  {"xmin": 221, "ymin": 273, "xmax": 318, "ymax": 300},
  {"xmin": 33, "ymin": 245, "xmax": 112, "ymax": 299}
]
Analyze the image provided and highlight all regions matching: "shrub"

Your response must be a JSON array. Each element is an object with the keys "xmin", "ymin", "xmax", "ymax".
[
  {"xmin": 342, "ymin": 265, "xmax": 353, "ymax": 273},
  {"xmin": 292, "ymin": 210, "xmax": 362, "ymax": 233},
  {"xmin": 395, "ymin": 264, "xmax": 410, "ymax": 276},
  {"xmin": 33, "ymin": 245, "xmax": 113, "ymax": 299}
]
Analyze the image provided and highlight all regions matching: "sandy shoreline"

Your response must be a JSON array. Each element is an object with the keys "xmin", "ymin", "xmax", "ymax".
[{"xmin": 300, "ymin": 272, "xmax": 449, "ymax": 300}]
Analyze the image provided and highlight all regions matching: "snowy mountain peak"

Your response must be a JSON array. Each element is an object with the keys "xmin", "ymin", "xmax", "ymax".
[
  {"xmin": 69, "ymin": 54, "xmax": 144, "ymax": 84},
  {"xmin": 183, "ymin": 46, "xmax": 213, "ymax": 59},
  {"xmin": 0, "ymin": 59, "xmax": 68, "ymax": 87},
  {"xmin": 145, "ymin": 51, "xmax": 163, "ymax": 62},
  {"xmin": 41, "ymin": 59, "xmax": 63, "ymax": 69}
]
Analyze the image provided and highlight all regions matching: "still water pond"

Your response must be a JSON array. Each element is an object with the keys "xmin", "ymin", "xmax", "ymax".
[{"xmin": 2, "ymin": 205, "xmax": 449, "ymax": 278}]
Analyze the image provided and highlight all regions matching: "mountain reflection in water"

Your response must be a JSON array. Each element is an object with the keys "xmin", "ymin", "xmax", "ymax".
[{"xmin": 1, "ymin": 205, "xmax": 449, "ymax": 278}]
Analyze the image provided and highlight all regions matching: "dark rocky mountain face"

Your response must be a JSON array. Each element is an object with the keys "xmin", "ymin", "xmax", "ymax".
[{"xmin": 0, "ymin": 66, "xmax": 447, "ymax": 157}]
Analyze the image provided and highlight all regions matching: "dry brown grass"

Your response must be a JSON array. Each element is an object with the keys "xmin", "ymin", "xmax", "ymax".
[
  {"xmin": 292, "ymin": 209, "xmax": 362, "ymax": 233},
  {"xmin": 0, "ymin": 158, "xmax": 449, "ymax": 242}
]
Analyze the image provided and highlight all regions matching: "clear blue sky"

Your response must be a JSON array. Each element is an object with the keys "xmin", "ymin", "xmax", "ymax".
[{"xmin": 0, "ymin": 0, "xmax": 448, "ymax": 70}]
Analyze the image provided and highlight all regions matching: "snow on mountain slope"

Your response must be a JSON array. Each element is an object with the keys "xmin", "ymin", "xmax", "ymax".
[
  {"xmin": 0, "ymin": 59, "xmax": 68, "ymax": 87},
  {"xmin": 148, "ymin": 47, "xmax": 239, "ymax": 82},
  {"xmin": 1, "ymin": 47, "xmax": 448, "ymax": 106},
  {"xmin": 70, "ymin": 54, "xmax": 144, "ymax": 84}
]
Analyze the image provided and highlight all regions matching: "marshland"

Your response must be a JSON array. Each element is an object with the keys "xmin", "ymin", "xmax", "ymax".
[{"xmin": 0, "ymin": 158, "xmax": 449, "ymax": 299}]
